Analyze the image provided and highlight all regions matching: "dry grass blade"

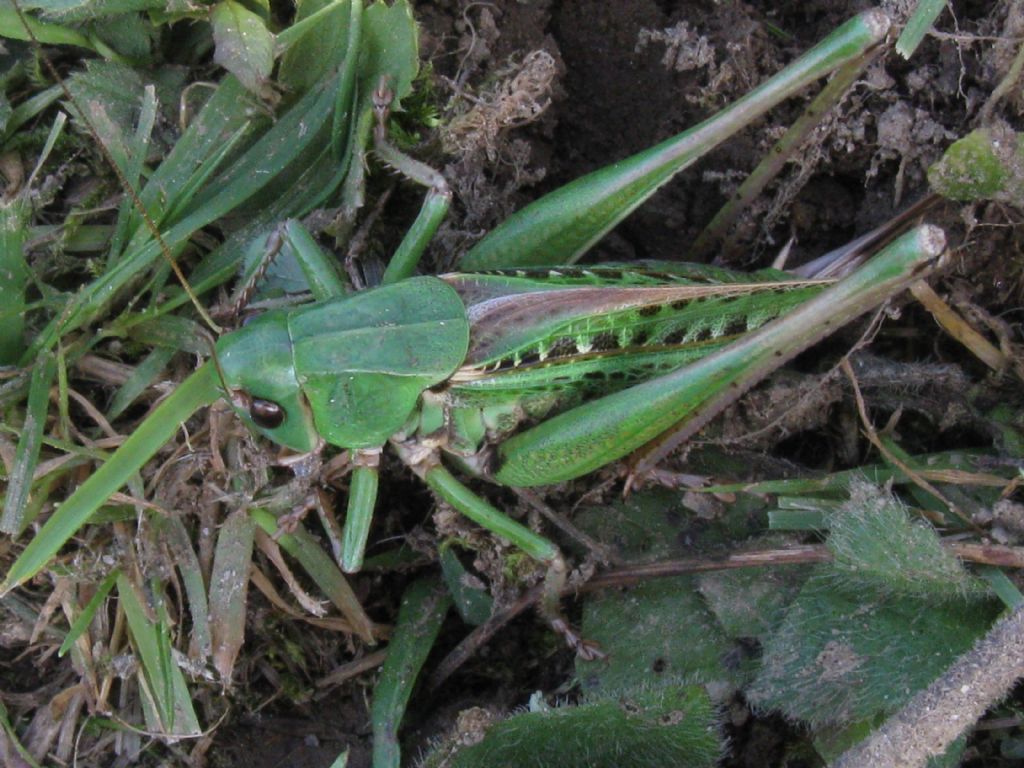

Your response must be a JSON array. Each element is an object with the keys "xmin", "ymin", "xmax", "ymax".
[
  {"xmin": 209, "ymin": 508, "xmax": 256, "ymax": 682},
  {"xmin": 910, "ymin": 280, "xmax": 1007, "ymax": 372}
]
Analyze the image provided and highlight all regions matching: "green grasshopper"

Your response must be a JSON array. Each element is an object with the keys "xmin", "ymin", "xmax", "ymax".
[{"xmin": 2, "ymin": 5, "xmax": 945, "ymax": 655}]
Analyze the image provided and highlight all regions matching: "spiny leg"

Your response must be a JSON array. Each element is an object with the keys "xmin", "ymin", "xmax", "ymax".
[
  {"xmin": 220, "ymin": 217, "xmax": 348, "ymax": 321},
  {"xmin": 372, "ymin": 77, "xmax": 452, "ymax": 285},
  {"xmin": 490, "ymin": 226, "xmax": 946, "ymax": 488},
  {"xmin": 459, "ymin": 9, "xmax": 891, "ymax": 270}
]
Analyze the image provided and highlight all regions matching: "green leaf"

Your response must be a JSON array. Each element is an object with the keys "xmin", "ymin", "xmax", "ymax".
[
  {"xmin": 574, "ymin": 489, "xmax": 747, "ymax": 692},
  {"xmin": 371, "ymin": 578, "xmax": 450, "ymax": 768},
  {"xmin": 1, "ymin": 357, "xmax": 56, "ymax": 534},
  {"xmin": 746, "ymin": 573, "xmax": 999, "ymax": 727},
  {"xmin": 826, "ymin": 480, "xmax": 988, "ymax": 601},
  {"xmin": 439, "ymin": 543, "xmax": 493, "ymax": 626},
  {"xmin": 928, "ymin": 125, "xmax": 1024, "ymax": 205},
  {"xmin": 359, "ymin": 0, "xmax": 418, "ymax": 111},
  {"xmin": 59, "ymin": 569, "xmax": 120, "ymax": 657},
  {"xmin": 895, "ymin": 0, "xmax": 946, "ymax": 59},
  {"xmin": 430, "ymin": 684, "xmax": 722, "ymax": 768},
  {"xmin": 0, "ymin": 194, "xmax": 30, "ymax": 363},
  {"xmin": 117, "ymin": 574, "xmax": 201, "ymax": 735},
  {"xmin": 208, "ymin": 508, "xmax": 255, "ymax": 680},
  {"xmin": 278, "ymin": 0, "xmax": 354, "ymax": 92},
  {"xmin": 210, "ymin": 0, "xmax": 274, "ymax": 97}
]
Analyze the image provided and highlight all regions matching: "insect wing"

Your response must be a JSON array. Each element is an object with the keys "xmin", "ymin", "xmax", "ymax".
[{"xmin": 289, "ymin": 277, "xmax": 470, "ymax": 448}]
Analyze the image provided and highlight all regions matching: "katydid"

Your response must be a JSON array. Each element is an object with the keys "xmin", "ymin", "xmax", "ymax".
[{"xmin": 2, "ymin": 6, "xmax": 945, "ymax": 654}]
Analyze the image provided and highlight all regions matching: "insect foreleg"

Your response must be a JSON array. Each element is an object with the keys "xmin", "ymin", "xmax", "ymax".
[
  {"xmin": 341, "ymin": 449, "xmax": 383, "ymax": 572},
  {"xmin": 371, "ymin": 78, "xmax": 452, "ymax": 285}
]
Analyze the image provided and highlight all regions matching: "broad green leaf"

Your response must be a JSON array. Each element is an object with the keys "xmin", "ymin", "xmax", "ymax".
[
  {"xmin": 575, "ymin": 490, "xmax": 747, "ymax": 692},
  {"xmin": 746, "ymin": 573, "xmax": 998, "ymax": 727},
  {"xmin": 278, "ymin": 0, "xmax": 354, "ymax": 92},
  {"xmin": 826, "ymin": 481, "xmax": 987, "ymax": 601},
  {"xmin": 359, "ymin": 0, "xmax": 418, "ymax": 111},
  {"xmin": 427, "ymin": 684, "xmax": 722, "ymax": 768},
  {"xmin": 211, "ymin": 0, "xmax": 274, "ymax": 97}
]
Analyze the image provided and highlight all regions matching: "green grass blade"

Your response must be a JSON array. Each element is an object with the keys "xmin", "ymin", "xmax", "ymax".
[
  {"xmin": 163, "ymin": 516, "xmax": 213, "ymax": 660},
  {"xmin": 372, "ymin": 577, "xmax": 450, "ymax": 768},
  {"xmin": 105, "ymin": 346, "xmax": 174, "ymax": 421},
  {"xmin": 1, "ymin": 363, "xmax": 219, "ymax": 593},
  {"xmin": 977, "ymin": 566, "xmax": 1024, "ymax": 610},
  {"xmin": 1, "ymin": 84, "xmax": 61, "ymax": 145},
  {"xmin": 108, "ymin": 84, "xmax": 158, "ymax": 264},
  {"xmin": 0, "ymin": 3, "xmax": 97, "ymax": 51},
  {"xmin": 58, "ymin": 567, "xmax": 119, "ymax": 657},
  {"xmin": 1, "ymin": 357, "xmax": 56, "ymax": 534},
  {"xmin": 0, "ymin": 195, "xmax": 30, "ymax": 364},
  {"xmin": 0, "ymin": 699, "xmax": 43, "ymax": 768},
  {"xmin": 117, "ymin": 574, "xmax": 201, "ymax": 735},
  {"xmin": 896, "ymin": 0, "xmax": 946, "ymax": 59}
]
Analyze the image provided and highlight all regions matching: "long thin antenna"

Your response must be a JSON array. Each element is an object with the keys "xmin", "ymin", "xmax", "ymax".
[{"xmin": 10, "ymin": 0, "xmax": 222, "ymax": 335}]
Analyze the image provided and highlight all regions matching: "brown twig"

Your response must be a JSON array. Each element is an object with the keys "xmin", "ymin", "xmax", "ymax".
[{"xmin": 841, "ymin": 357, "xmax": 978, "ymax": 529}]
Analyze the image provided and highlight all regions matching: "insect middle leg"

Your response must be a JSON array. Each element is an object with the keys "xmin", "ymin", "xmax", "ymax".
[{"xmin": 399, "ymin": 445, "xmax": 603, "ymax": 659}]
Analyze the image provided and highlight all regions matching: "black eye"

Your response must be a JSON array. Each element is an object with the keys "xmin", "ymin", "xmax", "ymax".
[{"xmin": 250, "ymin": 398, "xmax": 285, "ymax": 428}]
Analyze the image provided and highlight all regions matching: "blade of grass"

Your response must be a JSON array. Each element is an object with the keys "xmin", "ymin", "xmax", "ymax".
[
  {"xmin": 1, "ymin": 357, "xmax": 56, "ymax": 534},
  {"xmin": 107, "ymin": 84, "xmax": 157, "ymax": 264},
  {"xmin": 117, "ymin": 573, "xmax": 201, "ymax": 735},
  {"xmin": 0, "ymin": 699, "xmax": 43, "ymax": 768},
  {"xmin": 163, "ymin": 516, "xmax": 212, "ymax": 661},
  {"xmin": 0, "ymin": 194, "xmax": 30, "ymax": 364},
  {"xmin": 208, "ymin": 508, "xmax": 255, "ymax": 680},
  {"xmin": 0, "ymin": 4, "xmax": 99, "ymax": 52},
  {"xmin": 977, "ymin": 566, "xmax": 1024, "ymax": 610},
  {"xmin": 372, "ymin": 577, "xmax": 451, "ymax": 768},
  {"xmin": 58, "ymin": 568, "xmax": 119, "ymax": 657},
  {"xmin": 1, "ymin": 84, "xmax": 60, "ymax": 145},
  {"xmin": 896, "ymin": 0, "xmax": 947, "ymax": 59},
  {"xmin": 1, "ymin": 362, "xmax": 220, "ymax": 592},
  {"xmin": 105, "ymin": 347, "xmax": 174, "ymax": 421}
]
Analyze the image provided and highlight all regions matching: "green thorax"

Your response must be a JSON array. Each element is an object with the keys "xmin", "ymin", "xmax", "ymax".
[{"xmin": 216, "ymin": 276, "xmax": 470, "ymax": 452}]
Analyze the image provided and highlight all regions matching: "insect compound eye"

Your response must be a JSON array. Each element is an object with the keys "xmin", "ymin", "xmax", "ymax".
[{"xmin": 249, "ymin": 398, "xmax": 285, "ymax": 429}]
